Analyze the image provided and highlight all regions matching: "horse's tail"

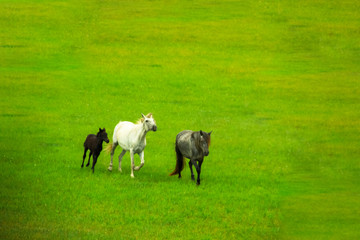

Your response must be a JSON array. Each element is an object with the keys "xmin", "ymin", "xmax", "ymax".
[
  {"xmin": 169, "ymin": 143, "xmax": 185, "ymax": 176},
  {"xmin": 104, "ymin": 142, "xmax": 113, "ymax": 154}
]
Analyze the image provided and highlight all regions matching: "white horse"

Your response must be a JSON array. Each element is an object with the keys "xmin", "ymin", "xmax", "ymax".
[{"xmin": 106, "ymin": 113, "xmax": 157, "ymax": 178}]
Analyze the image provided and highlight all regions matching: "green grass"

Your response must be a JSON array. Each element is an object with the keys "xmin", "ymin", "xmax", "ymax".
[{"xmin": 1, "ymin": 0, "xmax": 359, "ymax": 239}]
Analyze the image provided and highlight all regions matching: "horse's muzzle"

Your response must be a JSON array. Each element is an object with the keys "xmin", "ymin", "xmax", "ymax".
[
  {"xmin": 152, "ymin": 126, "xmax": 157, "ymax": 132},
  {"xmin": 105, "ymin": 139, "xmax": 110, "ymax": 143},
  {"xmin": 204, "ymin": 151, "xmax": 209, "ymax": 156}
]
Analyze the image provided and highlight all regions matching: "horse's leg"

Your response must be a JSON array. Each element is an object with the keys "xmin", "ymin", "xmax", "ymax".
[
  {"xmin": 91, "ymin": 154, "xmax": 98, "ymax": 173},
  {"xmin": 130, "ymin": 149, "xmax": 135, "ymax": 178},
  {"xmin": 86, "ymin": 151, "xmax": 92, "ymax": 167},
  {"xmin": 108, "ymin": 143, "xmax": 118, "ymax": 171},
  {"xmin": 196, "ymin": 159, "xmax": 204, "ymax": 185},
  {"xmin": 190, "ymin": 158, "xmax": 201, "ymax": 185},
  {"xmin": 134, "ymin": 151, "xmax": 144, "ymax": 171},
  {"xmin": 189, "ymin": 160, "xmax": 195, "ymax": 181},
  {"xmin": 118, "ymin": 149, "xmax": 126, "ymax": 172},
  {"xmin": 82, "ymin": 148, "xmax": 88, "ymax": 168}
]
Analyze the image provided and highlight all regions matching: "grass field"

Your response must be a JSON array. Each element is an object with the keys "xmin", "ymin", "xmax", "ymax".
[{"xmin": 1, "ymin": 0, "xmax": 359, "ymax": 239}]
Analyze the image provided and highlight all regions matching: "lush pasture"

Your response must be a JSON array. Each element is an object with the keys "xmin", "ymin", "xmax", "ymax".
[{"xmin": 1, "ymin": 0, "xmax": 359, "ymax": 239}]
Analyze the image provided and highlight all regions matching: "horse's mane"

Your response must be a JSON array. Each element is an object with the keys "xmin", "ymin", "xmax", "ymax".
[
  {"xmin": 193, "ymin": 132, "xmax": 202, "ymax": 153},
  {"xmin": 205, "ymin": 133, "xmax": 211, "ymax": 146},
  {"xmin": 96, "ymin": 128, "xmax": 105, "ymax": 137},
  {"xmin": 193, "ymin": 131, "xmax": 211, "ymax": 153},
  {"xmin": 136, "ymin": 113, "xmax": 153, "ymax": 124}
]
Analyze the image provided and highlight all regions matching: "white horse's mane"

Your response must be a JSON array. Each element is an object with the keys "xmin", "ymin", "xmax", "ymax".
[{"xmin": 136, "ymin": 113, "xmax": 153, "ymax": 124}]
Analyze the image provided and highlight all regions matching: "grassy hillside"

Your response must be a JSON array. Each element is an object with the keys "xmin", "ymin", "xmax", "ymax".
[{"xmin": 1, "ymin": 0, "xmax": 359, "ymax": 239}]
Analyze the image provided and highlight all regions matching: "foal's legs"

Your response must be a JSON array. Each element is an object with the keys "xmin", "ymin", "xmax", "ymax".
[
  {"xmin": 82, "ymin": 148, "xmax": 88, "ymax": 168},
  {"xmin": 108, "ymin": 143, "xmax": 118, "ymax": 171},
  {"xmin": 86, "ymin": 151, "xmax": 92, "ymax": 167},
  {"xmin": 118, "ymin": 150, "xmax": 126, "ymax": 172},
  {"xmin": 91, "ymin": 154, "xmax": 98, "ymax": 173},
  {"xmin": 134, "ymin": 151, "xmax": 144, "ymax": 171}
]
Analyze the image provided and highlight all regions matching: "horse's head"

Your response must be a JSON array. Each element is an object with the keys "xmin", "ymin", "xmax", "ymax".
[
  {"xmin": 141, "ymin": 113, "xmax": 157, "ymax": 132},
  {"xmin": 97, "ymin": 128, "xmax": 110, "ymax": 143},
  {"xmin": 198, "ymin": 130, "xmax": 212, "ymax": 156}
]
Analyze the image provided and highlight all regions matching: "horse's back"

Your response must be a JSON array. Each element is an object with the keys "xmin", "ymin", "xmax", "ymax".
[
  {"xmin": 176, "ymin": 130, "xmax": 194, "ymax": 158},
  {"xmin": 113, "ymin": 121, "xmax": 134, "ymax": 138},
  {"xmin": 84, "ymin": 134, "xmax": 96, "ymax": 149},
  {"xmin": 113, "ymin": 121, "xmax": 142, "ymax": 150},
  {"xmin": 176, "ymin": 130, "xmax": 193, "ymax": 142}
]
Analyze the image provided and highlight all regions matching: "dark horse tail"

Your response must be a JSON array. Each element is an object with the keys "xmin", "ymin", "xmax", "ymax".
[{"xmin": 169, "ymin": 142, "xmax": 185, "ymax": 176}]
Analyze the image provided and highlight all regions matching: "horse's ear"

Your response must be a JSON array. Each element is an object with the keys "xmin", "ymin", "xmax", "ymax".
[
  {"xmin": 200, "ymin": 130, "xmax": 203, "ymax": 136},
  {"xmin": 141, "ymin": 113, "xmax": 146, "ymax": 119},
  {"xmin": 209, "ymin": 131, "xmax": 212, "ymax": 135},
  {"xmin": 99, "ymin": 128, "xmax": 101, "ymax": 132}
]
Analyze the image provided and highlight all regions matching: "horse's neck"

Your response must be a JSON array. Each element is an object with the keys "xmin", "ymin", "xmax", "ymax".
[
  {"xmin": 96, "ymin": 138, "xmax": 103, "ymax": 150},
  {"xmin": 134, "ymin": 123, "xmax": 147, "ymax": 142}
]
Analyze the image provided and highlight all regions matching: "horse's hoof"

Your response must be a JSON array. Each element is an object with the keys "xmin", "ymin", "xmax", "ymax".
[
  {"xmin": 81, "ymin": 165, "xmax": 83, "ymax": 168},
  {"xmin": 131, "ymin": 174, "xmax": 135, "ymax": 178},
  {"xmin": 118, "ymin": 168, "xmax": 122, "ymax": 172},
  {"xmin": 86, "ymin": 164, "xmax": 90, "ymax": 167},
  {"xmin": 108, "ymin": 167, "xmax": 113, "ymax": 172},
  {"xmin": 191, "ymin": 176, "xmax": 195, "ymax": 181},
  {"xmin": 196, "ymin": 181, "xmax": 200, "ymax": 185}
]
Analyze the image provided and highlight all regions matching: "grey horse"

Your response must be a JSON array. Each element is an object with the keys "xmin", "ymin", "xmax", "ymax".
[{"xmin": 169, "ymin": 130, "xmax": 212, "ymax": 185}]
